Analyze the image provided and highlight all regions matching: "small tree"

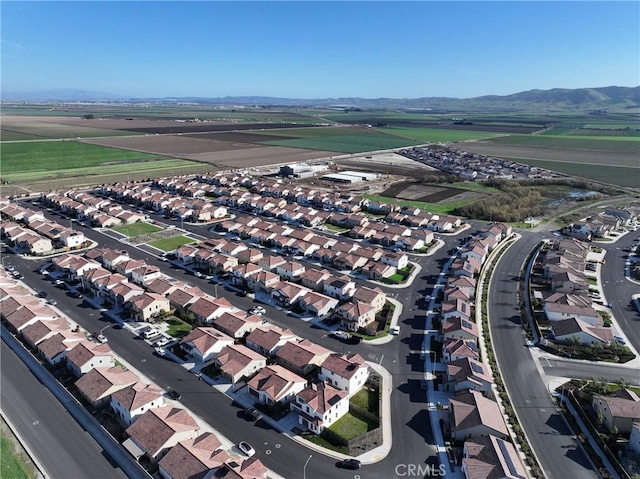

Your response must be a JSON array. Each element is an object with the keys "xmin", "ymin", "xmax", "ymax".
[{"xmin": 596, "ymin": 410, "xmax": 604, "ymax": 428}]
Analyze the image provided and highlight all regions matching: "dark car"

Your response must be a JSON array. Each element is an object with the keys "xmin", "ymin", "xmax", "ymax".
[
  {"xmin": 244, "ymin": 407, "xmax": 263, "ymax": 421},
  {"xmin": 37, "ymin": 291, "xmax": 48, "ymax": 298},
  {"xmin": 337, "ymin": 459, "xmax": 361, "ymax": 470},
  {"xmin": 167, "ymin": 389, "xmax": 181, "ymax": 400}
]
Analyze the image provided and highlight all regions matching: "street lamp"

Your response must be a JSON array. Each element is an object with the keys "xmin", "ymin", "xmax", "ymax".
[{"xmin": 303, "ymin": 454, "xmax": 312, "ymax": 479}]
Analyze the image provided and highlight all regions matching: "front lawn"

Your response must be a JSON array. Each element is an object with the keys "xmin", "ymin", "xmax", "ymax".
[
  {"xmin": 301, "ymin": 432, "xmax": 349, "ymax": 455},
  {"xmin": 165, "ymin": 316, "xmax": 193, "ymax": 338},
  {"xmin": 328, "ymin": 412, "xmax": 377, "ymax": 441}
]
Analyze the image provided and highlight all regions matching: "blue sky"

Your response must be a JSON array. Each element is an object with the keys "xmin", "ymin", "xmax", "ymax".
[{"xmin": 2, "ymin": 1, "xmax": 638, "ymax": 99}]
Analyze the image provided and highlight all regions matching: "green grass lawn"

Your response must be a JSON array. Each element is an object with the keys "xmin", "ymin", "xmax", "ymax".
[
  {"xmin": 300, "ymin": 432, "xmax": 349, "ymax": 455},
  {"xmin": 113, "ymin": 223, "xmax": 162, "ymax": 236},
  {"xmin": 1, "ymin": 436, "xmax": 30, "ymax": 479},
  {"xmin": 328, "ymin": 412, "xmax": 378, "ymax": 441},
  {"xmin": 323, "ymin": 223, "xmax": 349, "ymax": 234},
  {"xmin": 147, "ymin": 235, "xmax": 195, "ymax": 251},
  {"xmin": 0, "ymin": 140, "xmax": 160, "ymax": 174},
  {"xmin": 350, "ymin": 387, "xmax": 379, "ymax": 416},
  {"xmin": 165, "ymin": 316, "xmax": 193, "ymax": 338}
]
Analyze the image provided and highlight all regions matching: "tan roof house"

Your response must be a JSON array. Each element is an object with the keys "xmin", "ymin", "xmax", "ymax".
[
  {"xmin": 245, "ymin": 325, "xmax": 298, "ymax": 357},
  {"xmin": 124, "ymin": 406, "xmax": 200, "ymax": 462},
  {"xmin": 212, "ymin": 344, "xmax": 266, "ymax": 384},
  {"xmin": 110, "ymin": 382, "xmax": 165, "ymax": 426},
  {"xmin": 65, "ymin": 340, "xmax": 115, "ymax": 377},
  {"xmin": 449, "ymin": 390, "xmax": 508, "ymax": 440},
  {"xmin": 179, "ymin": 327, "xmax": 235, "ymax": 363},
  {"xmin": 275, "ymin": 339, "xmax": 331, "ymax": 376},
  {"xmin": 75, "ymin": 366, "xmax": 139, "ymax": 407},
  {"xmin": 462, "ymin": 435, "xmax": 527, "ymax": 479},
  {"xmin": 158, "ymin": 432, "xmax": 230, "ymax": 479},
  {"xmin": 247, "ymin": 365, "xmax": 307, "ymax": 406}
]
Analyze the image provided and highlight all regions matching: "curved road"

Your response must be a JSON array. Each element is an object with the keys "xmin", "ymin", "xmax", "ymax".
[{"xmin": 488, "ymin": 234, "xmax": 599, "ymax": 479}]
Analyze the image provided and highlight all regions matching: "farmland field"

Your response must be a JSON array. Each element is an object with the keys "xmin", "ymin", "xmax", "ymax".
[
  {"xmin": 260, "ymin": 133, "xmax": 419, "ymax": 153},
  {"xmin": 1, "ymin": 141, "xmax": 160, "ymax": 174},
  {"xmin": 499, "ymin": 157, "xmax": 640, "ymax": 189},
  {"xmin": 379, "ymin": 127, "xmax": 502, "ymax": 143},
  {"xmin": 484, "ymin": 134, "xmax": 640, "ymax": 153}
]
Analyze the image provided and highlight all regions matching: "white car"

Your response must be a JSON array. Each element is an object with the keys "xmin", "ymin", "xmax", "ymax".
[
  {"xmin": 238, "ymin": 441, "xmax": 255, "ymax": 457},
  {"xmin": 143, "ymin": 329, "xmax": 161, "ymax": 339},
  {"xmin": 96, "ymin": 334, "xmax": 108, "ymax": 343},
  {"xmin": 390, "ymin": 326, "xmax": 400, "ymax": 335},
  {"xmin": 154, "ymin": 337, "xmax": 170, "ymax": 347},
  {"xmin": 154, "ymin": 347, "xmax": 167, "ymax": 357},
  {"xmin": 330, "ymin": 330, "xmax": 352, "ymax": 340}
]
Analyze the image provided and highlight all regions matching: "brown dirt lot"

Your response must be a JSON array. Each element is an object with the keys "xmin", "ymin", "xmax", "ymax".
[
  {"xmin": 381, "ymin": 181, "xmax": 488, "ymax": 204},
  {"xmin": 183, "ymin": 131, "xmax": 298, "ymax": 142}
]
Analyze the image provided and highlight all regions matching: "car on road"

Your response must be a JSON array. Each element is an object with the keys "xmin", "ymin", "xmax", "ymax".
[
  {"xmin": 614, "ymin": 335, "xmax": 626, "ymax": 345},
  {"xmin": 589, "ymin": 292, "xmax": 601, "ymax": 299},
  {"xmin": 249, "ymin": 308, "xmax": 264, "ymax": 316},
  {"xmin": 154, "ymin": 347, "xmax": 167, "ymax": 357},
  {"xmin": 244, "ymin": 407, "xmax": 263, "ymax": 421},
  {"xmin": 70, "ymin": 291, "xmax": 83, "ymax": 299},
  {"xmin": 238, "ymin": 441, "xmax": 256, "ymax": 457},
  {"xmin": 154, "ymin": 337, "xmax": 170, "ymax": 347},
  {"xmin": 194, "ymin": 271, "xmax": 204, "ymax": 278},
  {"xmin": 167, "ymin": 389, "xmax": 181, "ymax": 400},
  {"xmin": 390, "ymin": 326, "xmax": 400, "ymax": 335},
  {"xmin": 47, "ymin": 299, "xmax": 58, "ymax": 306},
  {"xmin": 37, "ymin": 291, "xmax": 48, "ymax": 298},
  {"xmin": 336, "ymin": 459, "xmax": 361, "ymax": 470},
  {"xmin": 425, "ymin": 295, "xmax": 433, "ymax": 301},
  {"xmin": 95, "ymin": 334, "xmax": 108, "ymax": 343}
]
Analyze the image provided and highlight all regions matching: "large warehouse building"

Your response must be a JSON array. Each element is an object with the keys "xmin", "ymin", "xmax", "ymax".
[{"xmin": 321, "ymin": 171, "xmax": 379, "ymax": 183}]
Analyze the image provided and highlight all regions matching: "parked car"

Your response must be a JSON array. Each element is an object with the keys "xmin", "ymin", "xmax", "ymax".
[
  {"xmin": 336, "ymin": 459, "xmax": 361, "ymax": 470},
  {"xmin": 238, "ymin": 441, "xmax": 256, "ymax": 457},
  {"xmin": 390, "ymin": 326, "xmax": 400, "ymax": 335},
  {"xmin": 167, "ymin": 389, "xmax": 181, "ymax": 400},
  {"xmin": 244, "ymin": 407, "xmax": 263, "ymax": 421},
  {"xmin": 330, "ymin": 330, "xmax": 352, "ymax": 341},
  {"xmin": 154, "ymin": 347, "xmax": 167, "ymax": 357},
  {"xmin": 154, "ymin": 337, "xmax": 170, "ymax": 347},
  {"xmin": 143, "ymin": 329, "xmax": 161, "ymax": 339},
  {"xmin": 37, "ymin": 291, "xmax": 48, "ymax": 298},
  {"xmin": 194, "ymin": 271, "xmax": 204, "ymax": 278},
  {"xmin": 47, "ymin": 299, "xmax": 58, "ymax": 306},
  {"xmin": 614, "ymin": 335, "xmax": 626, "ymax": 345},
  {"xmin": 95, "ymin": 334, "xmax": 108, "ymax": 343}
]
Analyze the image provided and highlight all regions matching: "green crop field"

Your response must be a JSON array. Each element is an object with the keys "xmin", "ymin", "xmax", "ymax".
[
  {"xmin": 147, "ymin": 235, "xmax": 195, "ymax": 251},
  {"xmin": 487, "ymin": 134, "xmax": 640, "ymax": 153},
  {"xmin": 248, "ymin": 126, "xmax": 374, "ymax": 139},
  {"xmin": 261, "ymin": 133, "xmax": 419, "ymax": 153},
  {"xmin": 502, "ymin": 157, "xmax": 640, "ymax": 188},
  {"xmin": 113, "ymin": 223, "xmax": 162, "ymax": 236},
  {"xmin": 379, "ymin": 126, "xmax": 502, "ymax": 143},
  {"xmin": 1, "ymin": 141, "xmax": 160, "ymax": 174},
  {"xmin": 1, "ymin": 130, "xmax": 44, "ymax": 141}
]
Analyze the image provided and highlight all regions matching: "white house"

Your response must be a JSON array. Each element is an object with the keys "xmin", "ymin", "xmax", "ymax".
[
  {"xmin": 110, "ymin": 382, "xmax": 165, "ymax": 426},
  {"xmin": 291, "ymin": 382, "xmax": 349, "ymax": 434},
  {"xmin": 318, "ymin": 353, "xmax": 369, "ymax": 396}
]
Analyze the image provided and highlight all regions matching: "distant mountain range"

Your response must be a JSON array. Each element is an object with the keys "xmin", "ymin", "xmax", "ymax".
[{"xmin": 2, "ymin": 86, "xmax": 639, "ymax": 112}]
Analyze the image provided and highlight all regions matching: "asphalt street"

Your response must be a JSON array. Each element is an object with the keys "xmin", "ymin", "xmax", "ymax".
[
  {"xmin": 488, "ymin": 234, "xmax": 599, "ymax": 479},
  {"xmin": 1, "ymin": 338, "xmax": 131, "ymax": 479}
]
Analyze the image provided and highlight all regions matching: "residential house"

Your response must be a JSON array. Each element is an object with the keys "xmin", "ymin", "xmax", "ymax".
[
  {"xmin": 449, "ymin": 390, "xmax": 508, "ymax": 440},
  {"xmin": 129, "ymin": 293, "xmax": 171, "ymax": 322},
  {"xmin": 443, "ymin": 339, "xmax": 479, "ymax": 364},
  {"xmin": 335, "ymin": 301, "xmax": 376, "ymax": 332},
  {"xmin": 65, "ymin": 341, "xmax": 115, "ymax": 377},
  {"xmin": 291, "ymin": 382, "xmax": 349, "ymax": 434},
  {"xmin": 323, "ymin": 276, "xmax": 357, "ymax": 300},
  {"xmin": 444, "ymin": 357, "xmax": 493, "ymax": 397},
  {"xmin": 442, "ymin": 317, "xmax": 479, "ymax": 343},
  {"xmin": 179, "ymin": 327, "xmax": 235, "ymax": 363},
  {"xmin": 318, "ymin": 353, "xmax": 369, "ymax": 396},
  {"xmin": 213, "ymin": 311, "xmax": 262, "ymax": 340},
  {"xmin": 158, "ymin": 432, "xmax": 229, "ymax": 479},
  {"xmin": 275, "ymin": 339, "xmax": 331, "ymax": 377},
  {"xmin": 75, "ymin": 366, "xmax": 139, "ymax": 408},
  {"xmin": 188, "ymin": 296, "xmax": 235, "ymax": 324},
  {"xmin": 298, "ymin": 291, "xmax": 339, "ymax": 317},
  {"xmin": 245, "ymin": 325, "xmax": 298, "ymax": 357},
  {"xmin": 212, "ymin": 344, "xmax": 266, "ymax": 384},
  {"xmin": 592, "ymin": 389, "xmax": 640, "ymax": 434},
  {"xmin": 110, "ymin": 383, "xmax": 165, "ymax": 426},
  {"xmin": 461, "ymin": 435, "xmax": 527, "ymax": 479},
  {"xmin": 36, "ymin": 331, "xmax": 85, "ymax": 365},
  {"xmin": 550, "ymin": 318, "xmax": 613, "ymax": 345},
  {"xmin": 271, "ymin": 281, "xmax": 311, "ymax": 307},
  {"xmin": 247, "ymin": 365, "xmax": 307, "ymax": 406},
  {"xmin": 124, "ymin": 407, "xmax": 200, "ymax": 462}
]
